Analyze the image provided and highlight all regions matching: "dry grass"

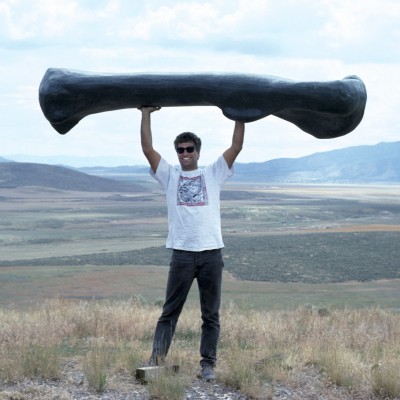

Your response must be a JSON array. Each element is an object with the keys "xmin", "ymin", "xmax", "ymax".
[{"xmin": 0, "ymin": 299, "xmax": 400, "ymax": 399}]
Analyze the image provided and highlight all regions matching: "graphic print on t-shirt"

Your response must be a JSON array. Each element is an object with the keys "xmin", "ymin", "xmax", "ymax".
[{"xmin": 177, "ymin": 174, "xmax": 208, "ymax": 206}]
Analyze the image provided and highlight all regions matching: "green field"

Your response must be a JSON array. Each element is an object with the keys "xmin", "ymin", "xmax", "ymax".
[{"xmin": 1, "ymin": 183, "xmax": 400, "ymax": 310}]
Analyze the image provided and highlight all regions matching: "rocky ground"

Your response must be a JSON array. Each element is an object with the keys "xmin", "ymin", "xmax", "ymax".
[{"xmin": 0, "ymin": 358, "xmax": 387, "ymax": 400}]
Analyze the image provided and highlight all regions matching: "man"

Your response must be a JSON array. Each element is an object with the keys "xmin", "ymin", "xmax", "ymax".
[{"xmin": 139, "ymin": 106, "xmax": 245, "ymax": 381}]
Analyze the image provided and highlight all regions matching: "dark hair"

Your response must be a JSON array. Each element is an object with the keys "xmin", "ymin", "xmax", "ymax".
[{"xmin": 174, "ymin": 132, "xmax": 201, "ymax": 152}]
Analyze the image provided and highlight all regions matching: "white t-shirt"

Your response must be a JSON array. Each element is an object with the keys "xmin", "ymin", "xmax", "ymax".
[{"xmin": 151, "ymin": 155, "xmax": 233, "ymax": 251}]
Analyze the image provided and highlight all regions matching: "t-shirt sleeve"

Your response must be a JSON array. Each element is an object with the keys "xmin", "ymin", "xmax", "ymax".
[
  {"xmin": 150, "ymin": 158, "xmax": 172, "ymax": 191},
  {"xmin": 211, "ymin": 155, "xmax": 234, "ymax": 185}
]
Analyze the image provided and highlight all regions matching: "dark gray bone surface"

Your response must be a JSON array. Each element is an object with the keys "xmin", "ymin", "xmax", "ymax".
[{"xmin": 39, "ymin": 68, "xmax": 367, "ymax": 138}]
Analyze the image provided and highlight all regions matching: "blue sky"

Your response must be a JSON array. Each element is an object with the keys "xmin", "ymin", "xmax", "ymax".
[{"xmin": 1, "ymin": 0, "xmax": 399, "ymax": 166}]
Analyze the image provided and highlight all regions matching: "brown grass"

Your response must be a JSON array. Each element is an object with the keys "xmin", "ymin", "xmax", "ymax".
[{"xmin": 1, "ymin": 299, "xmax": 399, "ymax": 399}]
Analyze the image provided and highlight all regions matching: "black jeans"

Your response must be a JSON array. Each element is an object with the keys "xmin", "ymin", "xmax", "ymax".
[{"xmin": 151, "ymin": 249, "xmax": 223, "ymax": 367}]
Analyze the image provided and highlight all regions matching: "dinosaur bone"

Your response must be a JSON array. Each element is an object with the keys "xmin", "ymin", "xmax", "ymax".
[{"xmin": 39, "ymin": 68, "xmax": 367, "ymax": 138}]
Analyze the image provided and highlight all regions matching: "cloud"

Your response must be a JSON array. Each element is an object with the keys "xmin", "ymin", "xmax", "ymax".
[
  {"xmin": 0, "ymin": 1, "xmax": 78, "ymax": 42},
  {"xmin": 2, "ymin": 0, "xmax": 398, "ymax": 63},
  {"xmin": 319, "ymin": 0, "xmax": 400, "ymax": 62}
]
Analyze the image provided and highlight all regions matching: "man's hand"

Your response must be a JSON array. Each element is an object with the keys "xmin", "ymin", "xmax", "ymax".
[{"xmin": 138, "ymin": 106, "xmax": 161, "ymax": 113}]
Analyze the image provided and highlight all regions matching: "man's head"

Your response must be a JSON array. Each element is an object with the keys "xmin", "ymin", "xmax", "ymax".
[
  {"xmin": 174, "ymin": 132, "xmax": 201, "ymax": 171},
  {"xmin": 174, "ymin": 132, "xmax": 201, "ymax": 152}
]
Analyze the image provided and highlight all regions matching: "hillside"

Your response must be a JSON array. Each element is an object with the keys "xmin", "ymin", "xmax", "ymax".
[
  {"xmin": 0, "ymin": 162, "xmax": 147, "ymax": 192},
  {"xmin": 3, "ymin": 141, "xmax": 400, "ymax": 185},
  {"xmin": 234, "ymin": 141, "xmax": 400, "ymax": 183},
  {"xmin": 74, "ymin": 141, "xmax": 400, "ymax": 184}
]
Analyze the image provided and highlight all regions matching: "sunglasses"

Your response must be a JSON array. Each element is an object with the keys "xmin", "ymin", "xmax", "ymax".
[{"xmin": 176, "ymin": 146, "xmax": 196, "ymax": 154}]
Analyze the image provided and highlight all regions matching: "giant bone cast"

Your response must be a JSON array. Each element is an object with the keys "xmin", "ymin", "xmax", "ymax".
[{"xmin": 39, "ymin": 68, "xmax": 367, "ymax": 139}]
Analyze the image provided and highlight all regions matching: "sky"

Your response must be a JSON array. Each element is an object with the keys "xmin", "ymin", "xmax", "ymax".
[{"xmin": 1, "ymin": 0, "xmax": 399, "ymax": 167}]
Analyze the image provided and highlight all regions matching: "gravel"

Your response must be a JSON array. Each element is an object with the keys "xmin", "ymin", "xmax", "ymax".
[{"xmin": 0, "ymin": 359, "xmax": 388, "ymax": 400}]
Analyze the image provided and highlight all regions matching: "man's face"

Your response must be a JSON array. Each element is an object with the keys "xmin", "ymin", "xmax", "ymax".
[{"xmin": 176, "ymin": 141, "xmax": 200, "ymax": 171}]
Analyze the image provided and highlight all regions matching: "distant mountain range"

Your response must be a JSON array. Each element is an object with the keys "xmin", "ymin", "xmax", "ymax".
[
  {"xmin": 233, "ymin": 141, "xmax": 400, "ymax": 183},
  {"xmin": 78, "ymin": 141, "xmax": 400, "ymax": 184},
  {"xmin": 1, "ymin": 141, "xmax": 400, "ymax": 189},
  {"xmin": 0, "ymin": 162, "xmax": 146, "ymax": 192}
]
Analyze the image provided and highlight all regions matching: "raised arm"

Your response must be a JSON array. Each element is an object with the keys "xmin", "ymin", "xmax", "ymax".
[
  {"xmin": 223, "ymin": 121, "xmax": 245, "ymax": 169},
  {"xmin": 139, "ymin": 106, "xmax": 162, "ymax": 173}
]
